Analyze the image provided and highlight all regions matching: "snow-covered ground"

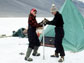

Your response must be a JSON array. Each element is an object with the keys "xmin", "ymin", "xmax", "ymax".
[
  {"xmin": 0, "ymin": 18, "xmax": 84, "ymax": 63},
  {"xmin": 0, "ymin": 37, "xmax": 84, "ymax": 63}
]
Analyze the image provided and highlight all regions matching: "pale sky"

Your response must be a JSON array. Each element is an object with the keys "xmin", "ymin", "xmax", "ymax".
[{"xmin": 78, "ymin": 0, "xmax": 84, "ymax": 2}]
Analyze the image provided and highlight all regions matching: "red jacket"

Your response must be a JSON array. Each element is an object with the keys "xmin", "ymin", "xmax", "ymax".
[{"xmin": 28, "ymin": 14, "xmax": 42, "ymax": 28}]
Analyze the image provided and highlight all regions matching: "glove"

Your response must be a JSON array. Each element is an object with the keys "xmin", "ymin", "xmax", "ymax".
[
  {"xmin": 43, "ymin": 18, "xmax": 49, "ymax": 24},
  {"xmin": 39, "ymin": 21, "xmax": 44, "ymax": 25},
  {"xmin": 43, "ymin": 18, "xmax": 49, "ymax": 23},
  {"xmin": 39, "ymin": 18, "xmax": 49, "ymax": 26},
  {"xmin": 44, "ymin": 18, "xmax": 49, "ymax": 22}
]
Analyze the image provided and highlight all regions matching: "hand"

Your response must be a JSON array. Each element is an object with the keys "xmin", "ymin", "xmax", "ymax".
[
  {"xmin": 39, "ymin": 20, "xmax": 46, "ymax": 26},
  {"xmin": 42, "ymin": 18, "xmax": 49, "ymax": 24},
  {"xmin": 44, "ymin": 18, "xmax": 49, "ymax": 22},
  {"xmin": 39, "ymin": 18, "xmax": 49, "ymax": 26}
]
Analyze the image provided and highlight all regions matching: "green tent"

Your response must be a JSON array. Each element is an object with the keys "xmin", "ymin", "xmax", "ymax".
[{"xmin": 39, "ymin": 0, "xmax": 84, "ymax": 52}]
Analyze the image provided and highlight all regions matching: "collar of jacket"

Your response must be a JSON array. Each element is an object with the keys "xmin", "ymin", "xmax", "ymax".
[{"xmin": 30, "ymin": 13, "xmax": 36, "ymax": 17}]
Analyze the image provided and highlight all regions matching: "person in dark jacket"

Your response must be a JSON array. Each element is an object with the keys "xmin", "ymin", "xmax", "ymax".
[
  {"xmin": 25, "ymin": 8, "xmax": 43, "ymax": 61},
  {"xmin": 44, "ymin": 4, "xmax": 65, "ymax": 62}
]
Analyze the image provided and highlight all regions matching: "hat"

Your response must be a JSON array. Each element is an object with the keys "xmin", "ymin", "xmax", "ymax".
[
  {"xmin": 51, "ymin": 4, "xmax": 57, "ymax": 12},
  {"xmin": 30, "ymin": 8, "xmax": 37, "ymax": 14}
]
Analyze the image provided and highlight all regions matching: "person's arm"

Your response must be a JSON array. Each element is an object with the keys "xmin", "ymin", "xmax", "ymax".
[
  {"xmin": 46, "ymin": 20, "xmax": 55, "ymax": 25},
  {"xmin": 45, "ymin": 18, "xmax": 56, "ymax": 25}
]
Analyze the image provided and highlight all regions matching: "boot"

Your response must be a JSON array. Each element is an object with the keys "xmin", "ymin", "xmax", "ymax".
[
  {"xmin": 25, "ymin": 47, "xmax": 33, "ymax": 61},
  {"xmin": 51, "ymin": 52, "xmax": 59, "ymax": 57},
  {"xmin": 58, "ymin": 56, "xmax": 64, "ymax": 62},
  {"xmin": 25, "ymin": 57, "xmax": 33, "ymax": 61},
  {"xmin": 32, "ymin": 46, "xmax": 40, "ymax": 56}
]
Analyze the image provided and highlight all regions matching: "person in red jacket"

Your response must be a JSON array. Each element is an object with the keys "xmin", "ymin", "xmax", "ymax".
[{"xmin": 25, "ymin": 8, "xmax": 43, "ymax": 61}]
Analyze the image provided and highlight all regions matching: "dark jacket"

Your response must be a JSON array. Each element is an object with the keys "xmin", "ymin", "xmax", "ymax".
[
  {"xmin": 46, "ymin": 12, "xmax": 65, "ymax": 56},
  {"xmin": 46, "ymin": 11, "xmax": 64, "ymax": 27}
]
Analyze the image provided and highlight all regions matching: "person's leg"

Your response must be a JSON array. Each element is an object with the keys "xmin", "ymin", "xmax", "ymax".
[
  {"xmin": 32, "ymin": 32, "xmax": 41, "ymax": 56},
  {"xmin": 25, "ymin": 29, "xmax": 34, "ymax": 61},
  {"xmin": 32, "ymin": 46, "xmax": 40, "ymax": 56},
  {"xmin": 51, "ymin": 33, "xmax": 59, "ymax": 57},
  {"xmin": 54, "ymin": 39, "xmax": 60, "ymax": 57},
  {"xmin": 25, "ymin": 40, "xmax": 35, "ymax": 61},
  {"xmin": 60, "ymin": 44, "xmax": 65, "ymax": 56},
  {"xmin": 55, "ymin": 40, "xmax": 65, "ymax": 57},
  {"xmin": 57, "ymin": 43, "xmax": 65, "ymax": 62},
  {"xmin": 25, "ymin": 47, "xmax": 33, "ymax": 61},
  {"xmin": 57, "ymin": 28, "xmax": 65, "ymax": 62}
]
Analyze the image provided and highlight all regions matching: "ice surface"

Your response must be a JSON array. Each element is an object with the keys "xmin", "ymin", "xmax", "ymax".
[{"xmin": 0, "ymin": 37, "xmax": 84, "ymax": 63}]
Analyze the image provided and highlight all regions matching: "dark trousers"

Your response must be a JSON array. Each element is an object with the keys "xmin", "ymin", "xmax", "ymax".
[
  {"xmin": 55, "ymin": 27, "xmax": 65, "ymax": 56},
  {"xmin": 27, "ymin": 27, "xmax": 40, "ymax": 49}
]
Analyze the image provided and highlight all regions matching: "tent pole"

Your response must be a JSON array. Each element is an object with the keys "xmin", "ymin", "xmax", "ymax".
[{"xmin": 43, "ymin": 24, "xmax": 45, "ymax": 60}]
